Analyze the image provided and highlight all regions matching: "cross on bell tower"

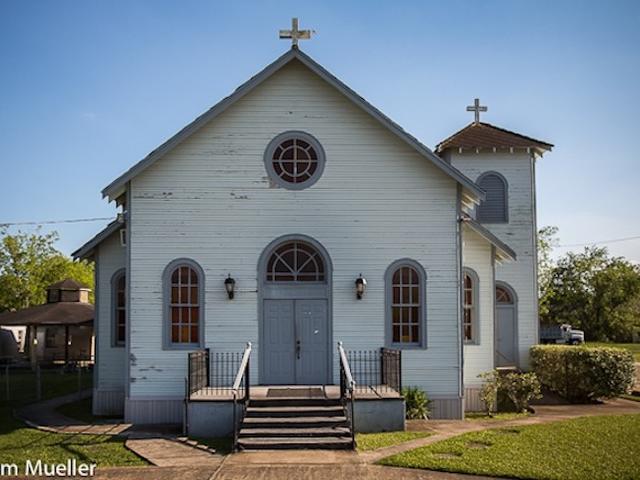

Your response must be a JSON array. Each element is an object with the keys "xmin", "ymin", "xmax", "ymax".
[
  {"xmin": 466, "ymin": 98, "xmax": 487, "ymax": 124},
  {"xmin": 279, "ymin": 18, "xmax": 314, "ymax": 48}
]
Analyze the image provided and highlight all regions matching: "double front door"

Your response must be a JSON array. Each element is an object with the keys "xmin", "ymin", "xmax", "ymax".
[{"xmin": 262, "ymin": 299, "xmax": 329, "ymax": 385}]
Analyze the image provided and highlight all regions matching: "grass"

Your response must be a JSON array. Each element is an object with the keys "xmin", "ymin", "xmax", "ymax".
[
  {"xmin": 586, "ymin": 342, "xmax": 640, "ymax": 361},
  {"xmin": 379, "ymin": 414, "xmax": 640, "ymax": 480},
  {"xmin": 621, "ymin": 394, "xmax": 640, "ymax": 402},
  {"xmin": 356, "ymin": 431, "xmax": 432, "ymax": 451},
  {"xmin": 465, "ymin": 412, "xmax": 529, "ymax": 422},
  {"xmin": 0, "ymin": 367, "xmax": 146, "ymax": 469}
]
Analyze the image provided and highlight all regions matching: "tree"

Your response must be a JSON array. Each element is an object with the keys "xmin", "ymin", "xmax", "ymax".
[
  {"xmin": 540, "ymin": 246, "xmax": 640, "ymax": 342},
  {"xmin": 537, "ymin": 225, "xmax": 559, "ymax": 319},
  {"xmin": 0, "ymin": 228, "xmax": 94, "ymax": 312}
]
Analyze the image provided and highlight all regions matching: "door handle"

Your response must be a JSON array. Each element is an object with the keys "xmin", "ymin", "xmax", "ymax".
[{"xmin": 296, "ymin": 340, "xmax": 301, "ymax": 359}]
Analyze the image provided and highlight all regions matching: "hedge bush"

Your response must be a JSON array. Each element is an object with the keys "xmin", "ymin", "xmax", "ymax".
[
  {"xmin": 402, "ymin": 386, "xmax": 432, "ymax": 419},
  {"xmin": 530, "ymin": 345, "xmax": 635, "ymax": 402}
]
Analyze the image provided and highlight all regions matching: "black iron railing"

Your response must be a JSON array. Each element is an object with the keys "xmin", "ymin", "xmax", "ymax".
[
  {"xmin": 187, "ymin": 348, "xmax": 210, "ymax": 395},
  {"xmin": 232, "ymin": 342, "xmax": 251, "ymax": 451},
  {"xmin": 346, "ymin": 347, "xmax": 402, "ymax": 395},
  {"xmin": 338, "ymin": 342, "xmax": 356, "ymax": 449}
]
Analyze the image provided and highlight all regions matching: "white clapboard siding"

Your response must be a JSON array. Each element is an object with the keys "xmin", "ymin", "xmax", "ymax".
[
  {"xmin": 462, "ymin": 226, "xmax": 495, "ymax": 384},
  {"xmin": 127, "ymin": 59, "xmax": 461, "ymax": 400},
  {"xmin": 451, "ymin": 151, "xmax": 537, "ymax": 368},
  {"xmin": 95, "ymin": 231, "xmax": 126, "ymax": 411}
]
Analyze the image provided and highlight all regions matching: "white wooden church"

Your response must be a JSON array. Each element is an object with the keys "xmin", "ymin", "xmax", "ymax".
[{"xmin": 74, "ymin": 20, "xmax": 552, "ymax": 448}]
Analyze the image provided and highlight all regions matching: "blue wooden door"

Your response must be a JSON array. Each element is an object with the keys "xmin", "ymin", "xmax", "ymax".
[
  {"xmin": 263, "ymin": 300, "xmax": 295, "ymax": 384},
  {"xmin": 295, "ymin": 299, "xmax": 329, "ymax": 384},
  {"xmin": 496, "ymin": 305, "xmax": 516, "ymax": 367}
]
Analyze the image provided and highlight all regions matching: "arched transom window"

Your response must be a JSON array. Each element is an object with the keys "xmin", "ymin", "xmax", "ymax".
[
  {"xmin": 264, "ymin": 132, "xmax": 326, "ymax": 189},
  {"xmin": 496, "ymin": 285, "xmax": 513, "ymax": 304},
  {"xmin": 477, "ymin": 172, "xmax": 508, "ymax": 223},
  {"xmin": 266, "ymin": 241, "xmax": 325, "ymax": 282},
  {"xmin": 168, "ymin": 263, "xmax": 201, "ymax": 345},
  {"xmin": 388, "ymin": 262, "xmax": 425, "ymax": 347},
  {"xmin": 113, "ymin": 272, "xmax": 126, "ymax": 346}
]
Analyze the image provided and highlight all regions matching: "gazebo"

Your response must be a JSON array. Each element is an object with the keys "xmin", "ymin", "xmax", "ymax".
[{"xmin": 0, "ymin": 279, "xmax": 94, "ymax": 366}]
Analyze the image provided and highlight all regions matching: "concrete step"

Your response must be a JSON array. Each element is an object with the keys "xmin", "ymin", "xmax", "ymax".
[
  {"xmin": 245, "ymin": 405, "xmax": 345, "ymax": 417},
  {"xmin": 242, "ymin": 415, "xmax": 348, "ymax": 429},
  {"xmin": 237, "ymin": 436, "xmax": 353, "ymax": 450},
  {"xmin": 239, "ymin": 426, "xmax": 351, "ymax": 438},
  {"xmin": 250, "ymin": 398, "xmax": 342, "ymax": 408}
]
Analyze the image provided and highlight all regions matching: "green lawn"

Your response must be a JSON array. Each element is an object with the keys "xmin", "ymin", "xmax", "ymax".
[
  {"xmin": 379, "ymin": 414, "xmax": 640, "ymax": 480},
  {"xmin": 0, "ymin": 367, "xmax": 145, "ymax": 469},
  {"xmin": 586, "ymin": 342, "xmax": 640, "ymax": 361},
  {"xmin": 356, "ymin": 431, "xmax": 432, "ymax": 451}
]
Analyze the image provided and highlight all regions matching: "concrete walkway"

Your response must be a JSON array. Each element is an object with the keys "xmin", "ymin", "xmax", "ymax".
[
  {"xmin": 84, "ymin": 465, "xmax": 496, "ymax": 480},
  {"xmin": 14, "ymin": 392, "xmax": 640, "ymax": 479}
]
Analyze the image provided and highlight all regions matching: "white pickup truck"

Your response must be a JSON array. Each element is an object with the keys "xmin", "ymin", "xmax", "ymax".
[{"xmin": 540, "ymin": 324, "xmax": 585, "ymax": 345}]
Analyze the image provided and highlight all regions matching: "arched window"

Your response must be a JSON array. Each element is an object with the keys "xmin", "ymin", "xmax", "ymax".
[
  {"xmin": 496, "ymin": 285, "xmax": 514, "ymax": 304},
  {"xmin": 266, "ymin": 241, "xmax": 325, "ymax": 282},
  {"xmin": 477, "ymin": 172, "xmax": 508, "ymax": 223},
  {"xmin": 386, "ymin": 260, "xmax": 427, "ymax": 348},
  {"xmin": 463, "ymin": 268, "xmax": 479, "ymax": 344},
  {"xmin": 264, "ymin": 131, "xmax": 326, "ymax": 190},
  {"xmin": 163, "ymin": 260, "xmax": 204, "ymax": 348},
  {"xmin": 112, "ymin": 270, "xmax": 126, "ymax": 347}
]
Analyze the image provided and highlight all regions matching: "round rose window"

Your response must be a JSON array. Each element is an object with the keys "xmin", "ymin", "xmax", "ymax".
[{"xmin": 264, "ymin": 131, "xmax": 325, "ymax": 189}]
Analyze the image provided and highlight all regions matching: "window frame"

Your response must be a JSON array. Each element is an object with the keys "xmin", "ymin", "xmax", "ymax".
[
  {"xmin": 162, "ymin": 258, "xmax": 205, "ymax": 350},
  {"xmin": 476, "ymin": 171, "xmax": 509, "ymax": 224},
  {"xmin": 263, "ymin": 131, "xmax": 326, "ymax": 190},
  {"xmin": 462, "ymin": 267, "xmax": 480, "ymax": 345},
  {"xmin": 385, "ymin": 258, "xmax": 428, "ymax": 349},
  {"xmin": 111, "ymin": 268, "xmax": 126, "ymax": 347}
]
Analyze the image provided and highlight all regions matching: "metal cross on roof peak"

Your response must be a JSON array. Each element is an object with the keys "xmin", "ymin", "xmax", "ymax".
[
  {"xmin": 466, "ymin": 98, "xmax": 487, "ymax": 124},
  {"xmin": 279, "ymin": 18, "xmax": 314, "ymax": 48}
]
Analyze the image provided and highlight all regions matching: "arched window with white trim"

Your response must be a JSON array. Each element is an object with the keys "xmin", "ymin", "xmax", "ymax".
[{"xmin": 477, "ymin": 172, "xmax": 508, "ymax": 223}]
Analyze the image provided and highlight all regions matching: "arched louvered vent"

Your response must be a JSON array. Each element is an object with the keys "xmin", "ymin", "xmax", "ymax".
[{"xmin": 477, "ymin": 172, "xmax": 508, "ymax": 223}]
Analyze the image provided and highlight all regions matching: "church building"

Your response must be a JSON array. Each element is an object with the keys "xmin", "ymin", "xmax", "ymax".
[{"xmin": 73, "ymin": 21, "xmax": 552, "ymax": 445}]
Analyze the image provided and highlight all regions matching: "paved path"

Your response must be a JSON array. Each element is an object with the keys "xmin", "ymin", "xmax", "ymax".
[
  {"xmin": 85, "ymin": 465, "xmax": 495, "ymax": 480},
  {"xmin": 14, "ymin": 392, "xmax": 640, "ymax": 479},
  {"xmin": 125, "ymin": 438, "xmax": 224, "ymax": 468}
]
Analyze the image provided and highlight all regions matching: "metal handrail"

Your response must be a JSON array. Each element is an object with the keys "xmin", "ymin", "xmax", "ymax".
[
  {"xmin": 337, "ymin": 341, "xmax": 356, "ymax": 449},
  {"xmin": 232, "ymin": 342, "xmax": 251, "ymax": 451},
  {"xmin": 232, "ymin": 342, "xmax": 252, "ymax": 393}
]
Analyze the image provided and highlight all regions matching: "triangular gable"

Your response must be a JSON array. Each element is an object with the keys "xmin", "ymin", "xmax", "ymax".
[
  {"xmin": 436, "ymin": 122, "xmax": 553, "ymax": 156},
  {"xmin": 102, "ymin": 48, "xmax": 485, "ymax": 203}
]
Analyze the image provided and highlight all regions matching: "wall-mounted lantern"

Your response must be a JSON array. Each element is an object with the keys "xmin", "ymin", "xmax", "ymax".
[
  {"xmin": 224, "ymin": 274, "xmax": 236, "ymax": 300},
  {"xmin": 355, "ymin": 274, "xmax": 367, "ymax": 300}
]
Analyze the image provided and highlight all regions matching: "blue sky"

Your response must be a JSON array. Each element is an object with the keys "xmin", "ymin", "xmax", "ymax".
[{"xmin": 1, "ymin": 0, "xmax": 639, "ymax": 261}]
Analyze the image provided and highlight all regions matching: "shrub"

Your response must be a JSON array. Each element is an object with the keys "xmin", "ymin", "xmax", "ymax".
[
  {"xmin": 530, "ymin": 345, "xmax": 635, "ymax": 402},
  {"xmin": 477, "ymin": 370, "xmax": 500, "ymax": 416},
  {"xmin": 478, "ymin": 370, "xmax": 541, "ymax": 414},
  {"xmin": 500, "ymin": 372, "xmax": 542, "ymax": 412},
  {"xmin": 402, "ymin": 386, "xmax": 431, "ymax": 419}
]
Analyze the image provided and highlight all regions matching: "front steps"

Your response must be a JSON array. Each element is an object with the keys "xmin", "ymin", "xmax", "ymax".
[{"xmin": 237, "ymin": 398, "xmax": 354, "ymax": 450}]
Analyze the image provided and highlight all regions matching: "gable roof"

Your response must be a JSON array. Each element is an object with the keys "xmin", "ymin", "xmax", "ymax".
[
  {"xmin": 102, "ymin": 48, "xmax": 485, "ymax": 204},
  {"xmin": 72, "ymin": 219, "xmax": 122, "ymax": 261},
  {"xmin": 436, "ymin": 122, "xmax": 553, "ymax": 156},
  {"xmin": 461, "ymin": 213, "xmax": 517, "ymax": 262},
  {"xmin": 0, "ymin": 302, "xmax": 94, "ymax": 326}
]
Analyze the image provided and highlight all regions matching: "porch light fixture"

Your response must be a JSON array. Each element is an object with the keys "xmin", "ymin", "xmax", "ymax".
[
  {"xmin": 355, "ymin": 274, "xmax": 367, "ymax": 300},
  {"xmin": 224, "ymin": 274, "xmax": 236, "ymax": 300}
]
